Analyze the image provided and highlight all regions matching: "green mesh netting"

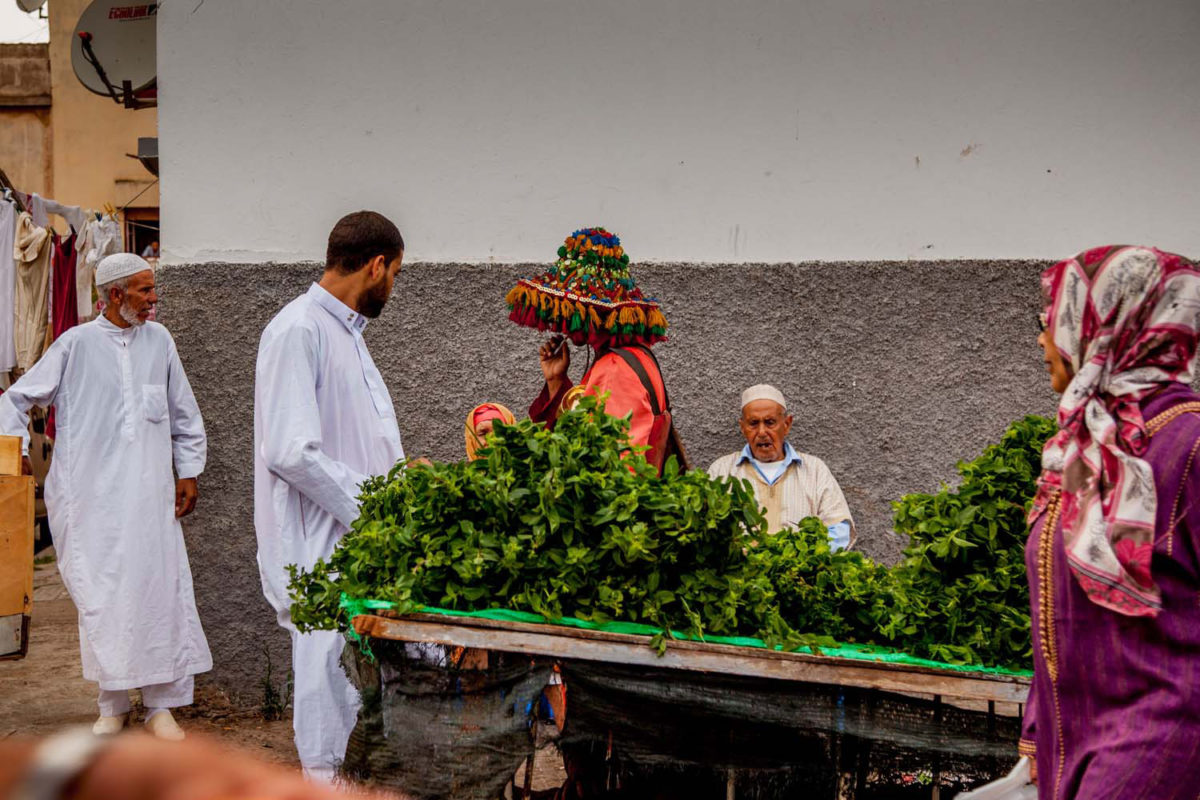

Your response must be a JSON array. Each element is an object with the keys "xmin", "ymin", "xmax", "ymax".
[{"xmin": 340, "ymin": 595, "xmax": 1033, "ymax": 678}]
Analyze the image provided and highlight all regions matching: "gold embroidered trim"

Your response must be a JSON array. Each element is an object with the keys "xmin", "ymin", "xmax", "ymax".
[
  {"xmin": 1033, "ymin": 489, "xmax": 1067, "ymax": 797},
  {"xmin": 1145, "ymin": 401, "xmax": 1200, "ymax": 436},
  {"xmin": 1036, "ymin": 492, "xmax": 1062, "ymax": 684},
  {"xmin": 1052, "ymin": 673, "xmax": 1066, "ymax": 798},
  {"xmin": 1017, "ymin": 738, "xmax": 1037, "ymax": 758}
]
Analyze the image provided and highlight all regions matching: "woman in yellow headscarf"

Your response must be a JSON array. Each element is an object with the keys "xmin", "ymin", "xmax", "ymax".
[{"xmin": 464, "ymin": 402, "xmax": 516, "ymax": 461}]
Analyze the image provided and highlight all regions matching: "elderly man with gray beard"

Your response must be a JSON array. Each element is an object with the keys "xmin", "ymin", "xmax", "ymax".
[{"xmin": 0, "ymin": 253, "xmax": 210, "ymax": 740}]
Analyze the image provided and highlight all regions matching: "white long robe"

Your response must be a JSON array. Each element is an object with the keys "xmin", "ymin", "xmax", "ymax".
[
  {"xmin": 0, "ymin": 317, "xmax": 211, "ymax": 689},
  {"xmin": 254, "ymin": 283, "xmax": 404, "ymax": 775}
]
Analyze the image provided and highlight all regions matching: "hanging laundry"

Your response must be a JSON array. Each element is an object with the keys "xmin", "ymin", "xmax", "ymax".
[
  {"xmin": 0, "ymin": 201, "xmax": 16, "ymax": 374},
  {"xmin": 17, "ymin": 192, "xmax": 87, "ymax": 233},
  {"xmin": 40, "ymin": 197, "xmax": 87, "ymax": 233},
  {"xmin": 46, "ymin": 231, "xmax": 80, "ymax": 441},
  {"xmin": 13, "ymin": 212, "xmax": 51, "ymax": 371},
  {"xmin": 17, "ymin": 193, "xmax": 49, "ymax": 229},
  {"xmin": 51, "ymin": 232, "xmax": 79, "ymax": 340},
  {"xmin": 74, "ymin": 214, "xmax": 96, "ymax": 320},
  {"xmin": 76, "ymin": 215, "xmax": 121, "ymax": 320}
]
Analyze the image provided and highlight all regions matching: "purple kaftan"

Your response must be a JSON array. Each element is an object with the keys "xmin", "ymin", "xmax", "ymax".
[{"xmin": 1022, "ymin": 383, "xmax": 1200, "ymax": 799}]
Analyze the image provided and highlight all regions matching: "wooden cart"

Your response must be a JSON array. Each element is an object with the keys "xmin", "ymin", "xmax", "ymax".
[
  {"xmin": 351, "ymin": 611, "xmax": 1031, "ymax": 799},
  {"xmin": 354, "ymin": 612, "xmax": 1030, "ymax": 706}
]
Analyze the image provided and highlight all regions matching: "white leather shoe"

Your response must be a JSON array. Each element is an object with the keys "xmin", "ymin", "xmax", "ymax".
[
  {"xmin": 92, "ymin": 713, "xmax": 128, "ymax": 735},
  {"xmin": 143, "ymin": 709, "xmax": 185, "ymax": 741}
]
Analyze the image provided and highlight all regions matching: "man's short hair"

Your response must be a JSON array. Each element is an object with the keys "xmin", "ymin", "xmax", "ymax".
[{"xmin": 326, "ymin": 211, "xmax": 405, "ymax": 275}]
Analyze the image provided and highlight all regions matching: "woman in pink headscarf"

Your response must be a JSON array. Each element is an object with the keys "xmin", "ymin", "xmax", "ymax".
[
  {"xmin": 1021, "ymin": 245, "xmax": 1200, "ymax": 799},
  {"xmin": 464, "ymin": 402, "xmax": 516, "ymax": 461}
]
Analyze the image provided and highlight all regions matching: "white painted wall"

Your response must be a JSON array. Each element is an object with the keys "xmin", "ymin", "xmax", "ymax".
[{"xmin": 158, "ymin": 1, "xmax": 1200, "ymax": 265}]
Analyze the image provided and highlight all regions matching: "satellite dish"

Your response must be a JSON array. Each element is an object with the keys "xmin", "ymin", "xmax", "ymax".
[
  {"xmin": 71, "ymin": 0, "xmax": 156, "ymax": 101},
  {"xmin": 16, "ymin": 0, "xmax": 47, "ymax": 13}
]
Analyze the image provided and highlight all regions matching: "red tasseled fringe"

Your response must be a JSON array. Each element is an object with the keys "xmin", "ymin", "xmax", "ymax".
[{"xmin": 509, "ymin": 304, "xmax": 667, "ymax": 349}]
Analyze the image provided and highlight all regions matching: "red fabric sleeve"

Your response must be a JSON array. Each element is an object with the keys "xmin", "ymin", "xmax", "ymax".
[{"xmin": 529, "ymin": 380, "xmax": 573, "ymax": 429}]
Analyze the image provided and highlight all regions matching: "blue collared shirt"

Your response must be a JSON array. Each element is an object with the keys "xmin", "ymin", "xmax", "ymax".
[
  {"xmin": 735, "ymin": 441, "xmax": 851, "ymax": 551},
  {"xmin": 737, "ymin": 441, "xmax": 804, "ymax": 486}
]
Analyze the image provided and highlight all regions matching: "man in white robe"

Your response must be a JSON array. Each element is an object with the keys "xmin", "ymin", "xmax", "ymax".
[
  {"xmin": 0, "ymin": 253, "xmax": 210, "ymax": 739},
  {"xmin": 254, "ymin": 211, "xmax": 406, "ymax": 780}
]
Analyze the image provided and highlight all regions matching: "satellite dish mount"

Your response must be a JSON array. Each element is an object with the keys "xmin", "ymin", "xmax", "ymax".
[
  {"xmin": 77, "ymin": 31, "xmax": 155, "ymax": 109},
  {"xmin": 71, "ymin": 0, "xmax": 158, "ymax": 110}
]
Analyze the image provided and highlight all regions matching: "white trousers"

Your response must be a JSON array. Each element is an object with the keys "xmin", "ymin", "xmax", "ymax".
[
  {"xmin": 97, "ymin": 675, "xmax": 194, "ymax": 716},
  {"xmin": 291, "ymin": 629, "xmax": 360, "ymax": 777}
]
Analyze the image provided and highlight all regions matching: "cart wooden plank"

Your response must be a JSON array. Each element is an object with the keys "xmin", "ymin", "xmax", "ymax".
[{"xmin": 352, "ymin": 612, "xmax": 1031, "ymax": 704}]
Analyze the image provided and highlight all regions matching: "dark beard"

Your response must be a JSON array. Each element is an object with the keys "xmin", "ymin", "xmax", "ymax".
[{"xmin": 358, "ymin": 281, "xmax": 390, "ymax": 319}]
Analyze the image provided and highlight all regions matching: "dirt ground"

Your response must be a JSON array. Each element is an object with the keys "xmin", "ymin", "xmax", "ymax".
[
  {"xmin": 0, "ymin": 552, "xmax": 299, "ymax": 766},
  {"xmin": 0, "ymin": 552, "xmax": 567, "ymax": 795}
]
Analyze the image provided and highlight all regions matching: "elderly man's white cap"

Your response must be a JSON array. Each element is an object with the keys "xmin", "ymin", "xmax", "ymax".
[
  {"xmin": 741, "ymin": 384, "xmax": 786, "ymax": 412},
  {"xmin": 95, "ymin": 253, "xmax": 153, "ymax": 286}
]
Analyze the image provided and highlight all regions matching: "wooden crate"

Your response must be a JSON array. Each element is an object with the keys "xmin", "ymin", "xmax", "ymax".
[
  {"xmin": 0, "ymin": 435, "xmax": 21, "ymax": 477},
  {"xmin": 0, "ymin": 474, "xmax": 36, "ymax": 659}
]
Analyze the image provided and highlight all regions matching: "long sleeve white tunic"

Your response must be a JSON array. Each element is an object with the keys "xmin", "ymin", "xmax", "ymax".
[
  {"xmin": 253, "ymin": 284, "xmax": 405, "ymax": 628},
  {"xmin": 0, "ymin": 317, "xmax": 211, "ymax": 688}
]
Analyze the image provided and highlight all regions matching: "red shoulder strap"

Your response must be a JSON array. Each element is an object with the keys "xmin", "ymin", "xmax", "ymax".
[{"xmin": 605, "ymin": 347, "xmax": 667, "ymax": 415}]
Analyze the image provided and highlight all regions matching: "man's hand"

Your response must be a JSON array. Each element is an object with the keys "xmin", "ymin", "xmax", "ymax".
[
  {"xmin": 20, "ymin": 456, "xmax": 32, "ymax": 477},
  {"xmin": 175, "ymin": 477, "xmax": 198, "ymax": 518},
  {"xmin": 539, "ymin": 335, "xmax": 570, "ymax": 395}
]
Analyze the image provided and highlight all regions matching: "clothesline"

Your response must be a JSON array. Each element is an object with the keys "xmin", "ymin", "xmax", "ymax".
[
  {"xmin": 3, "ymin": 189, "xmax": 125, "ymax": 385},
  {"xmin": 124, "ymin": 219, "xmax": 161, "ymax": 234},
  {"xmin": 14, "ymin": 190, "xmax": 107, "ymax": 233},
  {"xmin": 119, "ymin": 179, "xmax": 158, "ymax": 213}
]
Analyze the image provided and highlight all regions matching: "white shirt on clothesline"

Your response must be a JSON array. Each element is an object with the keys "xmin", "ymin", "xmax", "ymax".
[{"xmin": 0, "ymin": 200, "xmax": 18, "ymax": 373}]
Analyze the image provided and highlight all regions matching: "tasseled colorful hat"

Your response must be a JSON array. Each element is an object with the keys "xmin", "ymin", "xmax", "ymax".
[{"xmin": 505, "ymin": 227, "xmax": 668, "ymax": 347}]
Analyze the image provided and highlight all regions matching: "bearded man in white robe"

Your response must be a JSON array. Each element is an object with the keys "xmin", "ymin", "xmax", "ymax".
[
  {"xmin": 0, "ymin": 253, "xmax": 210, "ymax": 740},
  {"xmin": 254, "ymin": 210, "xmax": 406, "ymax": 781}
]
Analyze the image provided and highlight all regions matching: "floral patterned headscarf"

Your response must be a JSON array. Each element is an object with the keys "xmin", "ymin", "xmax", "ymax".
[{"xmin": 1032, "ymin": 245, "xmax": 1200, "ymax": 617}]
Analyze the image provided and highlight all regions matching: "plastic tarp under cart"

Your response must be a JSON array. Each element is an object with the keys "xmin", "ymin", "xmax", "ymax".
[{"xmin": 342, "ymin": 610, "xmax": 1031, "ymax": 800}]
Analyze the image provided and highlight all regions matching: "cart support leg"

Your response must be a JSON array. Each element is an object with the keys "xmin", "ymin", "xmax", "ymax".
[
  {"xmin": 931, "ymin": 695, "xmax": 943, "ymax": 800},
  {"xmin": 836, "ymin": 733, "xmax": 860, "ymax": 800}
]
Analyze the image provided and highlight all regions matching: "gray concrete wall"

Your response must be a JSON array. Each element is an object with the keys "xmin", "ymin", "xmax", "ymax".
[{"xmin": 159, "ymin": 259, "xmax": 1057, "ymax": 700}]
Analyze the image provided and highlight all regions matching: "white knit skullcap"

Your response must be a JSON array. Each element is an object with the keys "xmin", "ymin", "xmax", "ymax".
[
  {"xmin": 95, "ymin": 253, "xmax": 153, "ymax": 286},
  {"xmin": 740, "ymin": 384, "xmax": 786, "ymax": 412}
]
